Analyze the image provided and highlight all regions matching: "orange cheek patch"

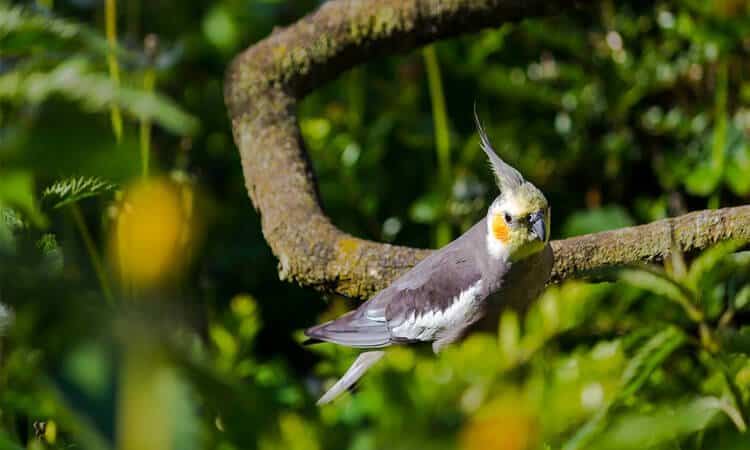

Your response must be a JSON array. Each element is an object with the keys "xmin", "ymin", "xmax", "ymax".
[{"xmin": 491, "ymin": 215, "xmax": 509, "ymax": 243}]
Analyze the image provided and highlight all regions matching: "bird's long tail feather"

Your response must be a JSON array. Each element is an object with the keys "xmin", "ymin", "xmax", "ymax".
[
  {"xmin": 317, "ymin": 350, "xmax": 385, "ymax": 405},
  {"xmin": 304, "ymin": 310, "xmax": 390, "ymax": 348}
]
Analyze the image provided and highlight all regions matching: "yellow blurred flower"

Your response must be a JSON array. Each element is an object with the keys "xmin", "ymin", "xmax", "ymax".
[
  {"xmin": 460, "ymin": 394, "xmax": 539, "ymax": 450},
  {"xmin": 110, "ymin": 177, "xmax": 198, "ymax": 289}
]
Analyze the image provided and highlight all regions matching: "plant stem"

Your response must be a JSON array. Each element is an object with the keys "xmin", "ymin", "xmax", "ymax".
[
  {"xmin": 719, "ymin": 369, "xmax": 749, "ymax": 432},
  {"xmin": 140, "ymin": 69, "xmax": 155, "ymax": 178},
  {"xmin": 105, "ymin": 0, "xmax": 123, "ymax": 142},
  {"xmin": 423, "ymin": 45, "xmax": 452, "ymax": 247},
  {"xmin": 70, "ymin": 204, "xmax": 114, "ymax": 306},
  {"xmin": 346, "ymin": 67, "xmax": 364, "ymax": 132},
  {"xmin": 698, "ymin": 323, "xmax": 718, "ymax": 353},
  {"xmin": 422, "ymin": 45, "xmax": 451, "ymax": 183},
  {"xmin": 702, "ymin": 353, "xmax": 749, "ymax": 432}
]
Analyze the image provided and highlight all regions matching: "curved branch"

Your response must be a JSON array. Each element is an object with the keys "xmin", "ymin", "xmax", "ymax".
[{"xmin": 225, "ymin": 0, "xmax": 750, "ymax": 299}]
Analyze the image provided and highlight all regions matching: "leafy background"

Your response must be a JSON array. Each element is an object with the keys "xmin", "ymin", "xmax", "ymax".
[{"xmin": 1, "ymin": 0, "xmax": 750, "ymax": 449}]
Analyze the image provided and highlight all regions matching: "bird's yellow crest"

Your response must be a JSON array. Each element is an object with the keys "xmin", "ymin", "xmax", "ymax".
[{"xmin": 476, "ymin": 107, "xmax": 550, "ymax": 261}]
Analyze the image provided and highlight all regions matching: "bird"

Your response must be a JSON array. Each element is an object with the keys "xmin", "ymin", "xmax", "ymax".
[{"xmin": 304, "ymin": 110, "xmax": 553, "ymax": 405}]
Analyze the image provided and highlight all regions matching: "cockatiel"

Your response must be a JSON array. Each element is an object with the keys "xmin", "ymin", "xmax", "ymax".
[{"xmin": 305, "ymin": 111, "xmax": 553, "ymax": 405}]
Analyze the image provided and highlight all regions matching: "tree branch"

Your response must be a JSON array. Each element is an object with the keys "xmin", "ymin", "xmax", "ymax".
[{"xmin": 225, "ymin": 0, "xmax": 750, "ymax": 299}]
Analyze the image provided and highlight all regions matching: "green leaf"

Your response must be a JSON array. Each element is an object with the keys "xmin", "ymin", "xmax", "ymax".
[
  {"xmin": 734, "ymin": 285, "xmax": 750, "ymax": 311},
  {"xmin": 6, "ymin": 107, "xmax": 142, "ymax": 182},
  {"xmin": 726, "ymin": 251, "xmax": 750, "ymax": 268},
  {"xmin": 0, "ymin": 432, "xmax": 26, "ymax": 450},
  {"xmin": 619, "ymin": 325, "xmax": 685, "ymax": 398},
  {"xmin": 684, "ymin": 162, "xmax": 722, "ymax": 196},
  {"xmin": 720, "ymin": 327, "xmax": 750, "ymax": 354},
  {"xmin": 666, "ymin": 229, "xmax": 688, "ymax": 281},
  {"xmin": 724, "ymin": 126, "xmax": 750, "ymax": 195},
  {"xmin": 687, "ymin": 240, "xmax": 746, "ymax": 291},
  {"xmin": 617, "ymin": 267, "xmax": 697, "ymax": 318},
  {"xmin": 0, "ymin": 4, "xmax": 142, "ymax": 64},
  {"xmin": 561, "ymin": 206, "xmax": 634, "ymax": 238},
  {"xmin": 685, "ymin": 63, "xmax": 729, "ymax": 197},
  {"xmin": 498, "ymin": 310, "xmax": 520, "ymax": 365},
  {"xmin": 1, "ymin": 207, "xmax": 25, "ymax": 231},
  {"xmin": 43, "ymin": 176, "xmax": 116, "ymax": 208},
  {"xmin": 37, "ymin": 233, "xmax": 64, "ymax": 275},
  {"xmin": 0, "ymin": 59, "xmax": 199, "ymax": 135},
  {"xmin": 409, "ymin": 193, "xmax": 443, "ymax": 224},
  {"xmin": 564, "ymin": 326, "xmax": 686, "ymax": 450},
  {"xmin": 699, "ymin": 351, "xmax": 750, "ymax": 432},
  {"xmin": 0, "ymin": 217, "xmax": 12, "ymax": 253},
  {"xmin": 592, "ymin": 397, "xmax": 727, "ymax": 450},
  {"xmin": 0, "ymin": 170, "xmax": 46, "ymax": 227},
  {"xmin": 202, "ymin": 5, "xmax": 240, "ymax": 52},
  {"xmin": 0, "ymin": 207, "xmax": 24, "ymax": 253}
]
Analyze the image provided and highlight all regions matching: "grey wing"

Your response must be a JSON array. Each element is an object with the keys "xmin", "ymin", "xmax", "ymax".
[
  {"xmin": 381, "ymin": 247, "xmax": 485, "ymax": 344},
  {"xmin": 304, "ymin": 221, "xmax": 491, "ymax": 349},
  {"xmin": 304, "ymin": 307, "xmax": 391, "ymax": 349}
]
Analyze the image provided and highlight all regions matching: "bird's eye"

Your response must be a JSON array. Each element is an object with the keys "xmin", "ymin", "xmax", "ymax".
[{"xmin": 504, "ymin": 212, "xmax": 513, "ymax": 223}]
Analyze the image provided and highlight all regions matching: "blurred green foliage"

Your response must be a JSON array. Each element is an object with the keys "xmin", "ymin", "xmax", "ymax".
[{"xmin": 1, "ymin": 0, "xmax": 750, "ymax": 449}]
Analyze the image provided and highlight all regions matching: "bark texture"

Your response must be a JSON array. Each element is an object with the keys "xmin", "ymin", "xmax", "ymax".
[{"xmin": 225, "ymin": 0, "xmax": 750, "ymax": 299}]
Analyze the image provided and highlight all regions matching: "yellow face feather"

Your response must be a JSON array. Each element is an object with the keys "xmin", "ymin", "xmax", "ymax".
[
  {"xmin": 491, "ymin": 214, "xmax": 510, "ymax": 244},
  {"xmin": 487, "ymin": 182, "xmax": 550, "ymax": 262}
]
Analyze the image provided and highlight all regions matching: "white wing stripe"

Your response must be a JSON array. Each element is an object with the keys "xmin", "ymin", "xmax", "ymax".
[{"xmin": 390, "ymin": 281, "xmax": 484, "ymax": 341}]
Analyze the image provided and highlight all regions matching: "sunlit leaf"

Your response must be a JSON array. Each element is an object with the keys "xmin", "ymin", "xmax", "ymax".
[
  {"xmin": 684, "ymin": 162, "xmax": 722, "ymax": 196},
  {"xmin": 498, "ymin": 310, "xmax": 520, "ymax": 366},
  {"xmin": 617, "ymin": 267, "xmax": 697, "ymax": 318},
  {"xmin": 202, "ymin": 5, "xmax": 240, "ymax": 53},
  {"xmin": 43, "ymin": 176, "xmax": 116, "ymax": 208},
  {"xmin": 734, "ymin": 285, "xmax": 750, "ymax": 311}
]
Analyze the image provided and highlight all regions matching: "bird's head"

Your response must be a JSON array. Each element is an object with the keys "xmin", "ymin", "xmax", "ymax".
[{"xmin": 475, "ymin": 111, "xmax": 550, "ymax": 261}]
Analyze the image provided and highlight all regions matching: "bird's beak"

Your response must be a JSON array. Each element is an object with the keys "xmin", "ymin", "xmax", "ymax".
[{"xmin": 530, "ymin": 211, "xmax": 546, "ymax": 243}]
